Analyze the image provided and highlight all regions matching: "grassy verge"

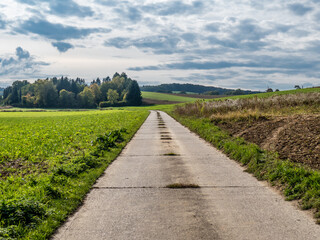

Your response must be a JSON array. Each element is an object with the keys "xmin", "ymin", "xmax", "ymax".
[
  {"xmin": 176, "ymin": 92, "xmax": 320, "ymax": 117},
  {"xmin": 168, "ymin": 112, "xmax": 320, "ymax": 223},
  {"xmin": 0, "ymin": 110, "xmax": 149, "ymax": 239}
]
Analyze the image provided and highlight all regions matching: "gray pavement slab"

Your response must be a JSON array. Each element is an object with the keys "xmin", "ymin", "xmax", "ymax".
[{"xmin": 53, "ymin": 111, "xmax": 320, "ymax": 240}]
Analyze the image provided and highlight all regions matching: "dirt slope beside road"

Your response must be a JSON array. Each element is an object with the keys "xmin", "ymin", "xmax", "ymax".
[{"xmin": 214, "ymin": 115, "xmax": 320, "ymax": 169}]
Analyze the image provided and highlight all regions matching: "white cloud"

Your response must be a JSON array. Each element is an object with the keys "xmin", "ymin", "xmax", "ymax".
[
  {"xmin": 0, "ymin": 47, "xmax": 49, "ymax": 79},
  {"xmin": 0, "ymin": 0, "xmax": 319, "ymax": 90}
]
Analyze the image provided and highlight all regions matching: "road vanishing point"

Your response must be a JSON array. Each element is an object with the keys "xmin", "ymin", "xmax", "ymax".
[{"xmin": 53, "ymin": 111, "xmax": 320, "ymax": 240}]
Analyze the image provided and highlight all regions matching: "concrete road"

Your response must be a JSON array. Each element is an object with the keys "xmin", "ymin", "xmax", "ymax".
[{"xmin": 53, "ymin": 111, "xmax": 320, "ymax": 240}]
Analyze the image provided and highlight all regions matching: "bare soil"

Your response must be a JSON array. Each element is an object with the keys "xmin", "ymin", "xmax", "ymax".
[{"xmin": 213, "ymin": 115, "xmax": 320, "ymax": 170}]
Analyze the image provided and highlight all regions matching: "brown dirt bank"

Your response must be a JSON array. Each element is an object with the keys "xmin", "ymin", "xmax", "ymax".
[{"xmin": 213, "ymin": 115, "xmax": 320, "ymax": 170}]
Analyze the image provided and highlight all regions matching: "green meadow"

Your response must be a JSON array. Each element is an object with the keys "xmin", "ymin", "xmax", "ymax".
[
  {"xmin": 0, "ymin": 109, "xmax": 149, "ymax": 239},
  {"xmin": 141, "ymin": 91, "xmax": 197, "ymax": 102}
]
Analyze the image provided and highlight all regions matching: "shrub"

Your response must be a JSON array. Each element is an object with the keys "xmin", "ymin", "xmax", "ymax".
[
  {"xmin": 93, "ymin": 128, "xmax": 127, "ymax": 153},
  {"xmin": 99, "ymin": 101, "xmax": 127, "ymax": 108},
  {"xmin": 99, "ymin": 101, "xmax": 111, "ymax": 108}
]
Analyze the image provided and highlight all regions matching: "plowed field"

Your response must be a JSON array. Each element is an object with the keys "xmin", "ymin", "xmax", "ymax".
[{"xmin": 214, "ymin": 115, "xmax": 320, "ymax": 170}]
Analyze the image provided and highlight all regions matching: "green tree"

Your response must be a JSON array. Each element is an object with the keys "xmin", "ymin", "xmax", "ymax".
[
  {"xmin": 21, "ymin": 83, "xmax": 35, "ymax": 97},
  {"xmin": 70, "ymin": 80, "xmax": 80, "ymax": 96},
  {"xmin": 125, "ymin": 80, "xmax": 142, "ymax": 105},
  {"xmin": 34, "ymin": 80, "xmax": 58, "ymax": 107},
  {"xmin": 100, "ymin": 81, "xmax": 117, "ymax": 101},
  {"xmin": 59, "ymin": 89, "xmax": 75, "ymax": 108},
  {"xmin": 233, "ymin": 89, "xmax": 244, "ymax": 95},
  {"xmin": 113, "ymin": 72, "xmax": 120, "ymax": 79},
  {"xmin": 204, "ymin": 91, "xmax": 219, "ymax": 95},
  {"xmin": 96, "ymin": 77, "xmax": 101, "ymax": 86},
  {"xmin": 266, "ymin": 88, "xmax": 273, "ymax": 93},
  {"xmin": 112, "ymin": 75, "xmax": 129, "ymax": 97},
  {"xmin": 22, "ymin": 93, "xmax": 36, "ymax": 107},
  {"xmin": 4, "ymin": 80, "xmax": 29, "ymax": 104},
  {"xmin": 56, "ymin": 77, "xmax": 71, "ymax": 92},
  {"xmin": 78, "ymin": 87, "xmax": 95, "ymax": 108},
  {"xmin": 107, "ymin": 89, "xmax": 119, "ymax": 104},
  {"xmin": 3, "ymin": 86, "xmax": 12, "ymax": 100},
  {"xmin": 90, "ymin": 83, "xmax": 102, "ymax": 104},
  {"xmin": 11, "ymin": 87, "xmax": 19, "ymax": 103},
  {"xmin": 102, "ymin": 76, "xmax": 110, "ymax": 83}
]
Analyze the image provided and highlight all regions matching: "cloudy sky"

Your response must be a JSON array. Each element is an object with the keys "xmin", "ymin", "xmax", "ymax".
[{"xmin": 0, "ymin": 0, "xmax": 320, "ymax": 90}]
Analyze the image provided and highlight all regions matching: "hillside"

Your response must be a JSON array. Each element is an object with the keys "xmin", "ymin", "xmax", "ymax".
[
  {"xmin": 174, "ymin": 88, "xmax": 320, "ymax": 170},
  {"xmin": 172, "ymin": 88, "xmax": 320, "ymax": 221},
  {"xmin": 141, "ymin": 91, "xmax": 197, "ymax": 105},
  {"xmin": 141, "ymin": 83, "xmax": 261, "ymax": 95}
]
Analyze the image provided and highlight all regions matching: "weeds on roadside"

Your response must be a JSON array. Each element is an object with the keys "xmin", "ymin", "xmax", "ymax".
[
  {"xmin": 0, "ymin": 128, "xmax": 129, "ymax": 240},
  {"xmin": 175, "ymin": 92, "xmax": 320, "ymax": 118},
  {"xmin": 92, "ymin": 128, "xmax": 127, "ymax": 155}
]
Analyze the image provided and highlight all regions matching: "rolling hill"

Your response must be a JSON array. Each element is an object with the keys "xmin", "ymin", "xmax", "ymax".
[
  {"xmin": 141, "ymin": 91, "xmax": 197, "ymax": 104},
  {"xmin": 141, "ymin": 83, "xmax": 261, "ymax": 95}
]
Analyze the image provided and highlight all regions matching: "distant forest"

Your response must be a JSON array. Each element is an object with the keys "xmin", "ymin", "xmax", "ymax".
[
  {"xmin": 141, "ymin": 83, "xmax": 261, "ymax": 95},
  {"xmin": 0, "ymin": 72, "xmax": 142, "ymax": 108}
]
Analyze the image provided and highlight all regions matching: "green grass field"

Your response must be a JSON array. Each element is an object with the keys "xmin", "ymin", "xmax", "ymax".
[
  {"xmin": 217, "ymin": 87, "xmax": 320, "ymax": 100},
  {"xmin": 0, "ymin": 109, "xmax": 149, "ymax": 239},
  {"xmin": 141, "ymin": 91, "xmax": 197, "ymax": 102},
  {"xmin": 142, "ymin": 88, "xmax": 320, "ymax": 103}
]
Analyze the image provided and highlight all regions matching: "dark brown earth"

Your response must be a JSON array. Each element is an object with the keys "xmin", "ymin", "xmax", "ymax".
[{"xmin": 213, "ymin": 115, "xmax": 320, "ymax": 170}]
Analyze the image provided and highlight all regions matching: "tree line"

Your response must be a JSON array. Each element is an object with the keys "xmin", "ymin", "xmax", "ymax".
[
  {"xmin": 140, "ymin": 83, "xmax": 261, "ymax": 95},
  {"xmin": 1, "ymin": 72, "xmax": 142, "ymax": 108}
]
